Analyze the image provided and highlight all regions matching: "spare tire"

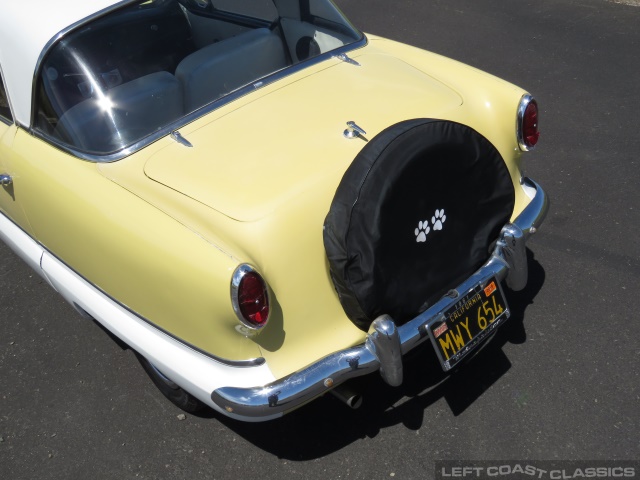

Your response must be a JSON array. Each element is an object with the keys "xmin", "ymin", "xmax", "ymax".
[{"xmin": 323, "ymin": 119, "xmax": 515, "ymax": 330}]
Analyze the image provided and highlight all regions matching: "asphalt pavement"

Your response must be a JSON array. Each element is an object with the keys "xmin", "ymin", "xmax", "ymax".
[{"xmin": 1, "ymin": 0, "xmax": 639, "ymax": 479}]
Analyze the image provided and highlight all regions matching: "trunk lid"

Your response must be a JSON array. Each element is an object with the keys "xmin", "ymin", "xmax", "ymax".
[{"xmin": 143, "ymin": 52, "xmax": 462, "ymax": 221}]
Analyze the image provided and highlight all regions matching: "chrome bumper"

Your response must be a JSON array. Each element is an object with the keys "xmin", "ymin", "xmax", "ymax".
[{"xmin": 212, "ymin": 178, "xmax": 549, "ymax": 419}]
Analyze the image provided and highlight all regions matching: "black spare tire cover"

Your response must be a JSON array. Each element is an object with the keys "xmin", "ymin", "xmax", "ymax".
[{"xmin": 323, "ymin": 119, "xmax": 515, "ymax": 330}]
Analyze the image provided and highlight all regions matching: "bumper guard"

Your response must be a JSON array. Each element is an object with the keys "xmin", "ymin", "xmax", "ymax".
[{"xmin": 212, "ymin": 178, "xmax": 549, "ymax": 419}]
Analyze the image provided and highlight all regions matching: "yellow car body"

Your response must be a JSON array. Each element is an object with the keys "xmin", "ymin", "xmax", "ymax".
[{"xmin": 0, "ymin": 0, "xmax": 548, "ymax": 420}]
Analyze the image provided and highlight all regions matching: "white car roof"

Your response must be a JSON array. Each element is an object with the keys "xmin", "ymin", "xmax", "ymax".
[{"xmin": 0, "ymin": 0, "xmax": 123, "ymax": 127}]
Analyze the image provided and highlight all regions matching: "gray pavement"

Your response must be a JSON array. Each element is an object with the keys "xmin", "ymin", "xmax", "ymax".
[{"xmin": 1, "ymin": 0, "xmax": 639, "ymax": 478}]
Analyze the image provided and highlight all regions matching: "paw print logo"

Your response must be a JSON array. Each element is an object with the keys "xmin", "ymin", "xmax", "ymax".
[
  {"xmin": 414, "ymin": 208, "xmax": 447, "ymax": 243},
  {"xmin": 414, "ymin": 220, "xmax": 431, "ymax": 243},
  {"xmin": 432, "ymin": 209, "xmax": 446, "ymax": 231}
]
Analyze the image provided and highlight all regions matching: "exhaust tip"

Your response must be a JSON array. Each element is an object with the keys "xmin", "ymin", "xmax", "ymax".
[
  {"xmin": 346, "ymin": 394, "xmax": 363, "ymax": 409},
  {"xmin": 330, "ymin": 384, "xmax": 363, "ymax": 409}
]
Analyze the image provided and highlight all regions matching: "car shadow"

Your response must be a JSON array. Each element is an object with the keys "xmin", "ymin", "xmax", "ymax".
[{"xmin": 218, "ymin": 249, "xmax": 545, "ymax": 459}]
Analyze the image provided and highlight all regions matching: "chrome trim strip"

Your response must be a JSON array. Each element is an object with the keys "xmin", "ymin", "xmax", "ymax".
[
  {"xmin": 212, "ymin": 178, "xmax": 549, "ymax": 418},
  {"xmin": 0, "ymin": 209, "xmax": 264, "ymax": 368},
  {"xmin": 39, "ymin": 250, "xmax": 276, "ymax": 417},
  {"xmin": 29, "ymin": 1, "xmax": 367, "ymax": 163}
]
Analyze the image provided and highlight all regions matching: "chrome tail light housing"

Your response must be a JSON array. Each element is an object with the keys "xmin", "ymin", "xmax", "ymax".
[
  {"xmin": 231, "ymin": 264, "xmax": 270, "ymax": 330},
  {"xmin": 517, "ymin": 94, "xmax": 540, "ymax": 151}
]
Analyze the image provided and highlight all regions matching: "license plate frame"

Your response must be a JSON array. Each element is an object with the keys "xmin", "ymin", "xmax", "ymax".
[{"xmin": 428, "ymin": 276, "xmax": 510, "ymax": 371}]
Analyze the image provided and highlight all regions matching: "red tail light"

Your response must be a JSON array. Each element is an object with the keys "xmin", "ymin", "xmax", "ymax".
[
  {"xmin": 517, "ymin": 95, "xmax": 540, "ymax": 151},
  {"xmin": 231, "ymin": 265, "xmax": 270, "ymax": 329}
]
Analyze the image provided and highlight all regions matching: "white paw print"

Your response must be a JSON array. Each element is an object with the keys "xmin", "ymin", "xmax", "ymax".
[
  {"xmin": 432, "ymin": 209, "xmax": 446, "ymax": 231},
  {"xmin": 414, "ymin": 220, "xmax": 431, "ymax": 243}
]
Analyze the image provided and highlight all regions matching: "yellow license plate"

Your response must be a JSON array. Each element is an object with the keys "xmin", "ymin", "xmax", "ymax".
[{"xmin": 429, "ymin": 277, "xmax": 510, "ymax": 371}]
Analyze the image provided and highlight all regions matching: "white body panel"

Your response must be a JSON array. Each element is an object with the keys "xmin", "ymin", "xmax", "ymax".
[{"xmin": 0, "ymin": 211, "xmax": 279, "ymax": 421}]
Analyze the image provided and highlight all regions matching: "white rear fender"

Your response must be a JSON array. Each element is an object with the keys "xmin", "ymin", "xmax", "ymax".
[{"xmin": 0, "ymin": 210, "xmax": 279, "ymax": 421}]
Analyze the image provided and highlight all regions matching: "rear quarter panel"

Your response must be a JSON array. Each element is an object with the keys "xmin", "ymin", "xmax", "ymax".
[
  {"xmin": 7, "ymin": 130, "xmax": 261, "ymax": 362},
  {"xmin": 366, "ymin": 35, "xmax": 533, "ymax": 219}
]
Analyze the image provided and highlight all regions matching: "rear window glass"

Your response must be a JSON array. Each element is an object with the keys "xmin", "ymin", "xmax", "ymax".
[{"xmin": 34, "ymin": 0, "xmax": 362, "ymax": 157}]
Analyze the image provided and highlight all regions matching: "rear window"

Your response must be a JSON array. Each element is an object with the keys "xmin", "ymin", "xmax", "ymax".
[{"xmin": 34, "ymin": 0, "xmax": 362, "ymax": 157}]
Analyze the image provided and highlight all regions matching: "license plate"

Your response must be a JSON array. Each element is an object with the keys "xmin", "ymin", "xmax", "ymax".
[{"xmin": 428, "ymin": 277, "xmax": 510, "ymax": 371}]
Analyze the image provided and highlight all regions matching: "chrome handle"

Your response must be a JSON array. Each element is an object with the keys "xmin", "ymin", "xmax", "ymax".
[
  {"xmin": 0, "ymin": 174, "xmax": 12, "ymax": 186},
  {"xmin": 343, "ymin": 121, "xmax": 367, "ymax": 139}
]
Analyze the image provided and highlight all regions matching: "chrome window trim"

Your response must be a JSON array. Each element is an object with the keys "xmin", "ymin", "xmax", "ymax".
[
  {"xmin": 516, "ymin": 93, "xmax": 537, "ymax": 152},
  {"xmin": 29, "ymin": 0, "xmax": 367, "ymax": 163}
]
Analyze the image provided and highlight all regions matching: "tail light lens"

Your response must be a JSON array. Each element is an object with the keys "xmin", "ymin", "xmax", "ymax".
[
  {"xmin": 231, "ymin": 264, "xmax": 270, "ymax": 329},
  {"xmin": 517, "ymin": 94, "xmax": 540, "ymax": 151}
]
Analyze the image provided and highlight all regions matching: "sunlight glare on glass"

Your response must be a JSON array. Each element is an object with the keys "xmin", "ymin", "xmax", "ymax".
[{"xmin": 97, "ymin": 96, "xmax": 114, "ymax": 112}]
